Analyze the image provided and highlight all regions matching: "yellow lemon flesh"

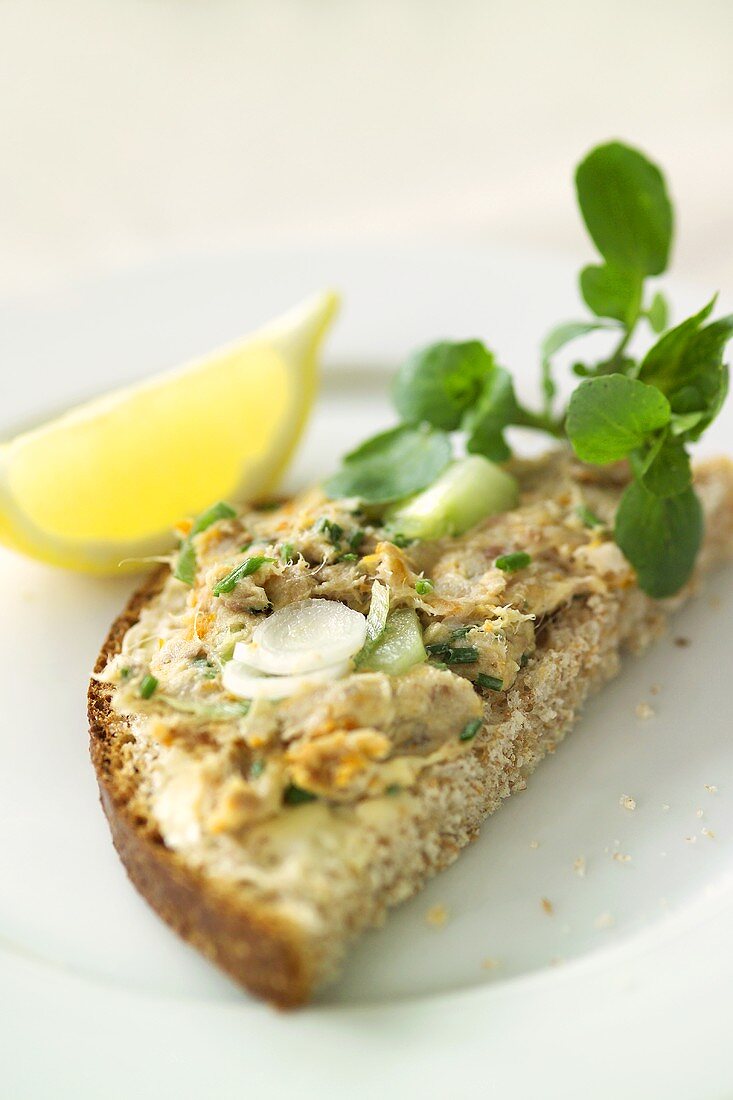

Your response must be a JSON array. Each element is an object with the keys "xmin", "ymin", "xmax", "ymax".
[{"xmin": 0, "ymin": 290, "xmax": 339, "ymax": 574}]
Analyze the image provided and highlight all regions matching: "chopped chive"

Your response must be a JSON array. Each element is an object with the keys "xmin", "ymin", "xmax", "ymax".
[
  {"xmin": 459, "ymin": 718, "xmax": 482, "ymax": 742},
  {"xmin": 426, "ymin": 642, "xmax": 479, "ymax": 664},
  {"xmin": 349, "ymin": 528, "xmax": 365, "ymax": 551},
  {"xmin": 431, "ymin": 661, "xmax": 448, "ymax": 670},
  {"xmin": 317, "ymin": 518, "xmax": 344, "ymax": 545},
  {"xmin": 192, "ymin": 656, "xmax": 217, "ymax": 679},
  {"xmin": 213, "ymin": 555, "xmax": 275, "ymax": 597},
  {"xmin": 191, "ymin": 501, "xmax": 236, "ymax": 536},
  {"xmin": 250, "ymin": 759, "xmax": 266, "ymax": 779},
  {"xmin": 449, "ymin": 625, "xmax": 472, "ymax": 641},
  {"xmin": 385, "ymin": 784, "xmax": 401, "ymax": 796},
  {"xmin": 280, "ymin": 542, "xmax": 296, "ymax": 563},
  {"xmin": 119, "ymin": 666, "xmax": 132, "ymax": 681},
  {"xmin": 576, "ymin": 504, "xmax": 603, "ymax": 528},
  {"xmin": 337, "ymin": 551, "xmax": 359, "ymax": 562},
  {"xmin": 476, "ymin": 673, "xmax": 503, "ymax": 691},
  {"xmin": 415, "ymin": 578, "xmax": 434, "ymax": 596},
  {"xmin": 173, "ymin": 501, "xmax": 237, "ymax": 586},
  {"xmin": 239, "ymin": 541, "xmax": 253, "ymax": 553},
  {"xmin": 255, "ymin": 499, "xmax": 282, "ymax": 512},
  {"xmin": 444, "ymin": 646, "xmax": 479, "ymax": 664},
  {"xmin": 283, "ymin": 783, "xmax": 318, "ymax": 805},
  {"xmin": 173, "ymin": 540, "xmax": 197, "ymax": 587},
  {"xmin": 494, "ymin": 551, "xmax": 531, "ymax": 573},
  {"xmin": 391, "ymin": 533, "xmax": 414, "ymax": 548},
  {"xmin": 520, "ymin": 652, "xmax": 530, "ymax": 668},
  {"xmin": 139, "ymin": 674, "xmax": 158, "ymax": 700}
]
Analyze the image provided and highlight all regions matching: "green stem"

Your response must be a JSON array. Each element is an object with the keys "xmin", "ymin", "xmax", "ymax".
[
  {"xmin": 603, "ymin": 315, "xmax": 638, "ymax": 372},
  {"xmin": 513, "ymin": 405, "xmax": 566, "ymax": 438}
]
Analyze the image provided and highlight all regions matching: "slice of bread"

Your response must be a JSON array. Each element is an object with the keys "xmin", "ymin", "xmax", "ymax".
[{"xmin": 88, "ymin": 458, "xmax": 733, "ymax": 1007}]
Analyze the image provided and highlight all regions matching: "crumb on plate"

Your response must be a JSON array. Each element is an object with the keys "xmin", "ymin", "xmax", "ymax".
[
  {"xmin": 425, "ymin": 904, "xmax": 449, "ymax": 928},
  {"xmin": 573, "ymin": 856, "xmax": 586, "ymax": 877}
]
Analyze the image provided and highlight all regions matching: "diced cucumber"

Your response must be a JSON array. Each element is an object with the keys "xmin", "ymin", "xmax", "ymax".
[
  {"xmin": 383, "ymin": 455, "xmax": 519, "ymax": 541},
  {"xmin": 361, "ymin": 608, "xmax": 426, "ymax": 675}
]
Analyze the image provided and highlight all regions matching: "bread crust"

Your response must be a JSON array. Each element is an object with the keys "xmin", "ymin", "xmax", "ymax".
[{"xmin": 88, "ymin": 569, "xmax": 315, "ymax": 1007}]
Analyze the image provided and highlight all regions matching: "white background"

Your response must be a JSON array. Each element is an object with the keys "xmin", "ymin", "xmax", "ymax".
[{"xmin": 2, "ymin": 0, "xmax": 731, "ymax": 297}]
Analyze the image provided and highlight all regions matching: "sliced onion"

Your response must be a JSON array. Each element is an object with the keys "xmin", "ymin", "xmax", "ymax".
[
  {"xmin": 222, "ymin": 658, "xmax": 351, "ymax": 700},
  {"xmin": 242, "ymin": 598, "xmax": 367, "ymax": 675}
]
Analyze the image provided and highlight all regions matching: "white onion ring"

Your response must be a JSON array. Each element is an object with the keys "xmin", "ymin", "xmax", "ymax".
[
  {"xmin": 241, "ymin": 598, "xmax": 367, "ymax": 675},
  {"xmin": 222, "ymin": 658, "xmax": 351, "ymax": 700}
]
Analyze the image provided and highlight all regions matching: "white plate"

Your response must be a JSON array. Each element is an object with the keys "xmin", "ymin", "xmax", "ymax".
[{"xmin": 1, "ymin": 245, "xmax": 732, "ymax": 1099}]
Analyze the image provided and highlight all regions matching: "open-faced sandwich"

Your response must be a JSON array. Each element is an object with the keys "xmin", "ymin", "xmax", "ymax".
[{"xmin": 88, "ymin": 141, "xmax": 733, "ymax": 1006}]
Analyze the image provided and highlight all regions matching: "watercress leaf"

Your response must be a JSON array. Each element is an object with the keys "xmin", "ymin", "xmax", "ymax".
[
  {"xmin": 541, "ymin": 321, "xmax": 609, "ymax": 362},
  {"xmin": 637, "ymin": 297, "xmax": 715, "ymax": 394},
  {"xmin": 670, "ymin": 410, "xmax": 706, "ymax": 436},
  {"xmin": 646, "ymin": 291, "xmax": 669, "ymax": 334},
  {"xmin": 614, "ymin": 481, "xmax": 702, "ymax": 598},
  {"xmin": 392, "ymin": 340, "xmax": 493, "ymax": 430},
  {"xmin": 639, "ymin": 303, "xmax": 733, "ymax": 438},
  {"xmin": 579, "ymin": 263, "xmax": 642, "ymax": 324},
  {"xmin": 633, "ymin": 435, "xmax": 692, "ymax": 498},
  {"xmin": 566, "ymin": 375, "xmax": 670, "ymax": 464},
  {"xmin": 463, "ymin": 365, "xmax": 518, "ymax": 462},
  {"xmin": 540, "ymin": 321, "xmax": 610, "ymax": 405},
  {"xmin": 575, "ymin": 141, "xmax": 674, "ymax": 276},
  {"xmin": 324, "ymin": 424, "xmax": 452, "ymax": 504},
  {"xmin": 677, "ymin": 318, "xmax": 733, "ymax": 439}
]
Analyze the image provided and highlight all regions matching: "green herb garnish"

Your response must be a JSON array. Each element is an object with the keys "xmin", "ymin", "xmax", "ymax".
[
  {"xmin": 250, "ymin": 759, "xmax": 265, "ymax": 779},
  {"xmin": 324, "ymin": 424, "xmax": 452, "ymax": 505},
  {"xmin": 426, "ymin": 642, "xmax": 479, "ymax": 664},
  {"xmin": 576, "ymin": 504, "xmax": 603, "ymax": 528},
  {"xmin": 448, "ymin": 625, "xmax": 472, "ymax": 640},
  {"xmin": 173, "ymin": 501, "xmax": 237, "ymax": 587},
  {"xmin": 324, "ymin": 140, "xmax": 732, "ymax": 599},
  {"xmin": 385, "ymin": 784, "xmax": 402, "ymax": 796},
  {"xmin": 390, "ymin": 533, "xmax": 414, "ymax": 548},
  {"xmin": 139, "ymin": 674, "xmax": 158, "ymax": 699},
  {"xmin": 283, "ymin": 783, "xmax": 318, "ymax": 806},
  {"xmin": 459, "ymin": 718, "xmax": 482, "ymax": 742},
  {"xmin": 280, "ymin": 543, "xmax": 296, "ymax": 563},
  {"xmin": 476, "ymin": 673, "xmax": 503, "ymax": 691},
  {"xmin": 337, "ymin": 552, "xmax": 359, "ymax": 562},
  {"xmin": 213, "ymin": 555, "xmax": 275, "ymax": 597},
  {"xmin": 317, "ymin": 517, "xmax": 344, "ymax": 545},
  {"xmin": 495, "ymin": 552, "xmax": 531, "ymax": 573},
  {"xmin": 191, "ymin": 656, "xmax": 217, "ymax": 679},
  {"xmin": 119, "ymin": 666, "xmax": 132, "ymax": 680},
  {"xmin": 415, "ymin": 578, "xmax": 434, "ymax": 595}
]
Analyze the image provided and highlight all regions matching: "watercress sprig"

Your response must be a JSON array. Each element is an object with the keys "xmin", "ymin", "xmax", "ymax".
[{"xmin": 325, "ymin": 139, "xmax": 732, "ymax": 599}]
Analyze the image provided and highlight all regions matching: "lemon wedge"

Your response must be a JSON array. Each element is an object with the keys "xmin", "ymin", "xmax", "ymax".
[{"xmin": 0, "ymin": 290, "xmax": 339, "ymax": 574}]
